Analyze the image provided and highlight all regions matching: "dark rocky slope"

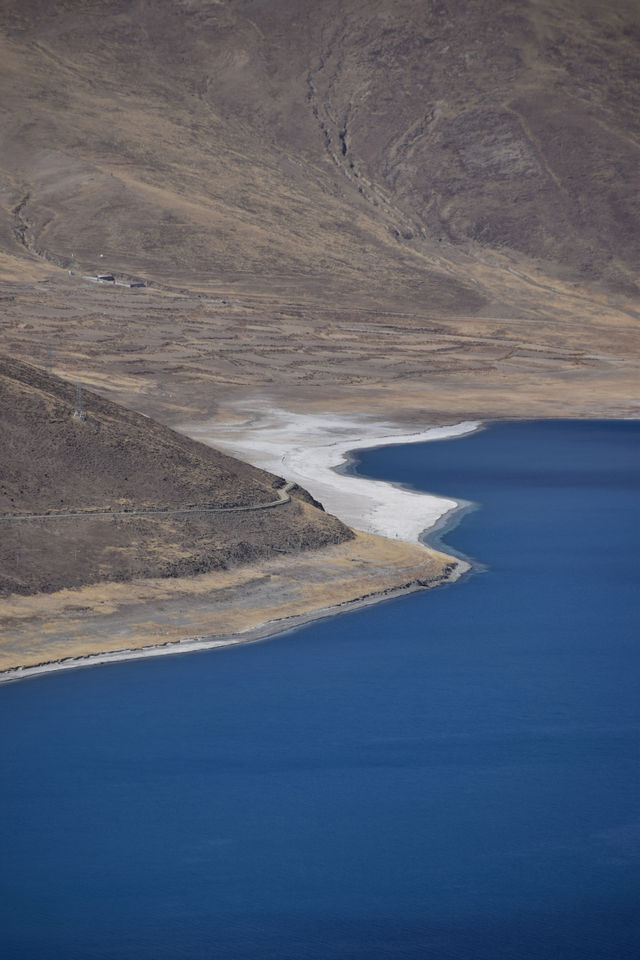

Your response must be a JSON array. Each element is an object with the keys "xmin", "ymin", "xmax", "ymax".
[{"xmin": 0, "ymin": 356, "xmax": 352, "ymax": 595}]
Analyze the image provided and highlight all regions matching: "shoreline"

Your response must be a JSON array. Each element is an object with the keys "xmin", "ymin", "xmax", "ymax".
[
  {"xmin": 0, "ymin": 556, "xmax": 468, "ymax": 684},
  {"xmin": 0, "ymin": 415, "xmax": 479, "ymax": 684},
  {"xmin": 183, "ymin": 408, "xmax": 482, "ymax": 543}
]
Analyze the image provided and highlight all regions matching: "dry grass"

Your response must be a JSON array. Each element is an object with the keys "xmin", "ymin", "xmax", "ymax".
[{"xmin": 0, "ymin": 531, "xmax": 457, "ymax": 672}]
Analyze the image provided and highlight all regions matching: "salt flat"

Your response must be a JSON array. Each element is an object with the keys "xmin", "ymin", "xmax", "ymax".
[{"xmin": 185, "ymin": 408, "xmax": 480, "ymax": 543}]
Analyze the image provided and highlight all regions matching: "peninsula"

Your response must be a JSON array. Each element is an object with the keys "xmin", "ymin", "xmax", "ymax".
[{"xmin": 0, "ymin": 357, "xmax": 464, "ymax": 680}]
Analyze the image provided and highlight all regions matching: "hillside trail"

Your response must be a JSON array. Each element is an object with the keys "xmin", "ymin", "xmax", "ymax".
[{"xmin": 0, "ymin": 482, "xmax": 296, "ymax": 523}]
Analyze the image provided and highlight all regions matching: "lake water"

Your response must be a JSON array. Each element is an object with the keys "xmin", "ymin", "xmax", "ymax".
[{"xmin": 1, "ymin": 420, "xmax": 639, "ymax": 959}]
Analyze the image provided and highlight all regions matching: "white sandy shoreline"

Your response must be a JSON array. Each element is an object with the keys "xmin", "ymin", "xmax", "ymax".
[
  {"xmin": 185, "ymin": 407, "xmax": 481, "ymax": 544},
  {"xmin": 1, "ymin": 411, "xmax": 479, "ymax": 684}
]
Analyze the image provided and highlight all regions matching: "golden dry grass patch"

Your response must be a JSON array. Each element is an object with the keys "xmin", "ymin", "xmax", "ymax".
[{"xmin": 0, "ymin": 533, "xmax": 454, "ymax": 672}]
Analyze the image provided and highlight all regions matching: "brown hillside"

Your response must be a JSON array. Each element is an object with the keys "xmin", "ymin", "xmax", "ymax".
[
  {"xmin": 0, "ymin": 356, "xmax": 352, "ymax": 595},
  {"xmin": 1, "ymin": 1, "xmax": 638, "ymax": 303},
  {"xmin": 0, "ymin": 1, "xmax": 637, "ymax": 425}
]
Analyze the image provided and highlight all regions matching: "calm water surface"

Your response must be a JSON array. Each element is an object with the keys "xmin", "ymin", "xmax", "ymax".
[{"xmin": 1, "ymin": 420, "xmax": 639, "ymax": 958}]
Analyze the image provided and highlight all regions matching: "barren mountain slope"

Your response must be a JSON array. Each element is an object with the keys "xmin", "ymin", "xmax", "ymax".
[
  {"xmin": 0, "ymin": 0, "xmax": 637, "ymax": 426},
  {"xmin": 0, "ymin": 0, "xmax": 638, "ymax": 302},
  {"xmin": 0, "ymin": 0, "xmax": 481, "ymax": 312},
  {"xmin": 281, "ymin": 0, "xmax": 640, "ymax": 295},
  {"xmin": 0, "ymin": 356, "xmax": 352, "ymax": 595}
]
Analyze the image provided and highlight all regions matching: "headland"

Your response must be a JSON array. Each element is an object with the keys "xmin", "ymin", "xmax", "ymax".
[{"xmin": 0, "ymin": 415, "xmax": 472, "ymax": 683}]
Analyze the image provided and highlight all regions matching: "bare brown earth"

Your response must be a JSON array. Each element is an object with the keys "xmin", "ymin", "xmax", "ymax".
[
  {"xmin": 0, "ymin": 0, "xmax": 637, "ymax": 426},
  {"xmin": 0, "ymin": 356, "xmax": 352, "ymax": 596},
  {"xmin": 2, "ymin": 273, "xmax": 637, "ymax": 431},
  {"xmin": 0, "ymin": 1, "xmax": 638, "ymax": 670}
]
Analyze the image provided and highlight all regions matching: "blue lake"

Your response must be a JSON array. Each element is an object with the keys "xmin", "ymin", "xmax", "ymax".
[{"xmin": 1, "ymin": 420, "xmax": 639, "ymax": 958}]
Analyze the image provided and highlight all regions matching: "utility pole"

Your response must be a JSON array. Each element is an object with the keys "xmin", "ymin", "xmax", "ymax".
[
  {"xmin": 74, "ymin": 381, "xmax": 86, "ymax": 420},
  {"xmin": 45, "ymin": 341, "xmax": 53, "ymax": 376}
]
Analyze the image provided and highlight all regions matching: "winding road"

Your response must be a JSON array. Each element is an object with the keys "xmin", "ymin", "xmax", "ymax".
[{"xmin": 0, "ymin": 482, "xmax": 295, "ymax": 523}]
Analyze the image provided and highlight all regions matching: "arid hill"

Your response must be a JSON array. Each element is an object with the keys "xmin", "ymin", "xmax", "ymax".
[
  {"xmin": 0, "ymin": 2, "xmax": 637, "ymax": 441},
  {"xmin": 0, "ymin": 356, "xmax": 352, "ymax": 595},
  {"xmin": 1, "ymin": 0, "xmax": 638, "ymax": 305}
]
